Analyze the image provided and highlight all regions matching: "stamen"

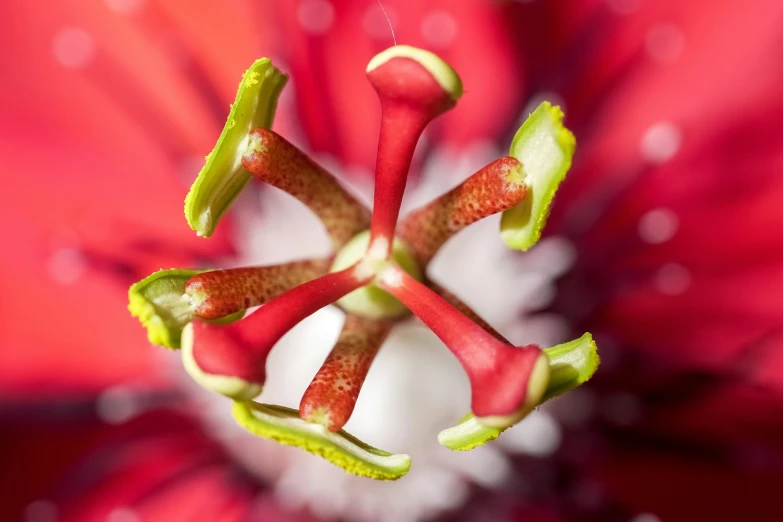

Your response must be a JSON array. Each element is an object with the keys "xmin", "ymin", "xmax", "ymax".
[
  {"xmin": 377, "ymin": 265, "xmax": 550, "ymax": 428},
  {"xmin": 242, "ymin": 129, "xmax": 371, "ymax": 248},
  {"xmin": 500, "ymin": 102, "xmax": 576, "ymax": 251},
  {"xmin": 399, "ymin": 157, "xmax": 526, "ymax": 265},
  {"xmin": 185, "ymin": 259, "xmax": 330, "ymax": 320},
  {"xmin": 182, "ymin": 265, "xmax": 373, "ymax": 400},
  {"xmin": 128, "ymin": 268, "xmax": 243, "ymax": 349},
  {"xmin": 300, "ymin": 315, "xmax": 392, "ymax": 431},
  {"xmin": 366, "ymin": 46, "xmax": 463, "ymax": 257},
  {"xmin": 233, "ymin": 401, "xmax": 411, "ymax": 480},
  {"xmin": 185, "ymin": 59, "xmax": 287, "ymax": 237}
]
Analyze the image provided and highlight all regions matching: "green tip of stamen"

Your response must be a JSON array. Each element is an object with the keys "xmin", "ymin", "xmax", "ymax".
[
  {"xmin": 184, "ymin": 58, "xmax": 287, "ymax": 237},
  {"xmin": 541, "ymin": 332, "xmax": 600, "ymax": 402},
  {"xmin": 437, "ymin": 415, "xmax": 504, "ymax": 451},
  {"xmin": 500, "ymin": 102, "xmax": 576, "ymax": 251},
  {"xmin": 128, "ymin": 268, "xmax": 207, "ymax": 349},
  {"xmin": 233, "ymin": 401, "xmax": 411, "ymax": 480},
  {"xmin": 438, "ymin": 332, "xmax": 599, "ymax": 451},
  {"xmin": 128, "ymin": 269, "xmax": 244, "ymax": 349}
]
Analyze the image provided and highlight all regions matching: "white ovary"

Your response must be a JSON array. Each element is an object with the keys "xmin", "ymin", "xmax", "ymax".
[{"xmin": 174, "ymin": 144, "xmax": 574, "ymax": 522}]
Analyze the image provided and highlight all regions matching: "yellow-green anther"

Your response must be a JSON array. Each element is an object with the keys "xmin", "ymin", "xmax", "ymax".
[
  {"xmin": 540, "ymin": 332, "xmax": 600, "ymax": 402},
  {"xmin": 500, "ymin": 102, "xmax": 576, "ymax": 251},
  {"xmin": 438, "ymin": 333, "xmax": 599, "ymax": 451},
  {"xmin": 184, "ymin": 59, "xmax": 288, "ymax": 237},
  {"xmin": 233, "ymin": 401, "xmax": 411, "ymax": 480},
  {"xmin": 128, "ymin": 269, "xmax": 243, "ymax": 349}
]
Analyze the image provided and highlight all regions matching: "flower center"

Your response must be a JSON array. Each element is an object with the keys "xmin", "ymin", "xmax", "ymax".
[{"xmin": 329, "ymin": 230, "xmax": 423, "ymax": 319}]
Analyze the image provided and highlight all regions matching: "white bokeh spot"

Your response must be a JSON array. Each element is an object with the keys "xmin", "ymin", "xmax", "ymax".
[
  {"xmin": 631, "ymin": 513, "xmax": 662, "ymax": 522},
  {"xmin": 638, "ymin": 208, "xmax": 679, "ymax": 244},
  {"xmin": 96, "ymin": 385, "xmax": 141, "ymax": 424},
  {"xmin": 363, "ymin": 3, "xmax": 398, "ymax": 41},
  {"xmin": 640, "ymin": 121, "xmax": 682, "ymax": 164},
  {"xmin": 24, "ymin": 501, "xmax": 58, "ymax": 522},
  {"xmin": 106, "ymin": 507, "xmax": 140, "ymax": 522},
  {"xmin": 646, "ymin": 23, "xmax": 685, "ymax": 63},
  {"xmin": 52, "ymin": 27, "xmax": 96, "ymax": 70},
  {"xmin": 606, "ymin": 0, "xmax": 640, "ymax": 15},
  {"xmin": 420, "ymin": 10, "xmax": 458, "ymax": 48},
  {"xmin": 48, "ymin": 248, "xmax": 87, "ymax": 285},
  {"xmin": 105, "ymin": 0, "xmax": 145, "ymax": 15},
  {"xmin": 297, "ymin": 0, "xmax": 336, "ymax": 35},
  {"xmin": 655, "ymin": 263, "xmax": 691, "ymax": 295}
]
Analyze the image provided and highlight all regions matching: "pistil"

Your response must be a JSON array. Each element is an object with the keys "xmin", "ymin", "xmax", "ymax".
[
  {"xmin": 377, "ymin": 265, "xmax": 550, "ymax": 428},
  {"xmin": 366, "ymin": 46, "xmax": 463, "ymax": 257},
  {"xmin": 242, "ymin": 129, "xmax": 371, "ymax": 248}
]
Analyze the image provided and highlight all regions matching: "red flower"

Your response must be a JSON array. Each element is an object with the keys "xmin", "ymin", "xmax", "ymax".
[{"xmin": 2, "ymin": 1, "xmax": 783, "ymax": 522}]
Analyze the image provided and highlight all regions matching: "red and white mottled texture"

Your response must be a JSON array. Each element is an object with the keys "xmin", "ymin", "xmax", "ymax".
[
  {"xmin": 368, "ymin": 57, "xmax": 458, "ymax": 255},
  {"xmin": 399, "ymin": 157, "xmax": 526, "ymax": 265},
  {"xmin": 378, "ymin": 265, "xmax": 543, "ymax": 418},
  {"xmin": 242, "ymin": 129, "xmax": 371, "ymax": 248},
  {"xmin": 299, "ymin": 315, "xmax": 392, "ymax": 432},
  {"xmin": 185, "ymin": 259, "xmax": 330, "ymax": 320},
  {"xmin": 191, "ymin": 266, "xmax": 372, "ymax": 384}
]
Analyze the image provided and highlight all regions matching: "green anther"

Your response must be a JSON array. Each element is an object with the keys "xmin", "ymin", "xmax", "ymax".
[
  {"xmin": 128, "ymin": 269, "xmax": 243, "ymax": 349},
  {"xmin": 184, "ymin": 59, "xmax": 288, "ymax": 237},
  {"xmin": 500, "ymin": 102, "xmax": 576, "ymax": 251},
  {"xmin": 438, "ymin": 333, "xmax": 599, "ymax": 451},
  {"xmin": 233, "ymin": 401, "xmax": 411, "ymax": 480},
  {"xmin": 540, "ymin": 332, "xmax": 601, "ymax": 402}
]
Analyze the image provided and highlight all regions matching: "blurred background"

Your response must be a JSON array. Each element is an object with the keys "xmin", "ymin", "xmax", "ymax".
[{"xmin": 2, "ymin": 0, "xmax": 783, "ymax": 521}]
